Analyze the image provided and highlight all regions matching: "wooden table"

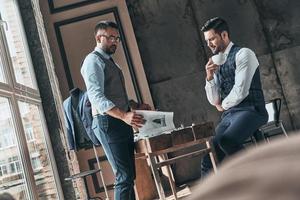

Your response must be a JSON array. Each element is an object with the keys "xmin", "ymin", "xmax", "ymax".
[{"xmin": 135, "ymin": 122, "xmax": 218, "ymax": 200}]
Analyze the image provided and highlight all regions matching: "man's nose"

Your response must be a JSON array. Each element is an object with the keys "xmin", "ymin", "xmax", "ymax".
[
  {"xmin": 111, "ymin": 39, "xmax": 118, "ymax": 44},
  {"xmin": 207, "ymin": 41, "xmax": 213, "ymax": 47}
]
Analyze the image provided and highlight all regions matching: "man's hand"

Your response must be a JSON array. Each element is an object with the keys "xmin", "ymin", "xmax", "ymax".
[
  {"xmin": 215, "ymin": 104, "xmax": 224, "ymax": 112},
  {"xmin": 122, "ymin": 111, "xmax": 146, "ymax": 129},
  {"xmin": 205, "ymin": 58, "xmax": 219, "ymax": 81},
  {"xmin": 106, "ymin": 107, "xmax": 146, "ymax": 129}
]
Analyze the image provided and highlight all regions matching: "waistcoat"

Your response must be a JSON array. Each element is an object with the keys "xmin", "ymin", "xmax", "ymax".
[
  {"xmin": 93, "ymin": 51, "xmax": 129, "ymax": 112},
  {"xmin": 216, "ymin": 45, "xmax": 265, "ymax": 108}
]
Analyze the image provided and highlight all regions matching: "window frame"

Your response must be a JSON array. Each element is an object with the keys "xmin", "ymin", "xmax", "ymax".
[{"xmin": 0, "ymin": 1, "xmax": 63, "ymax": 199}]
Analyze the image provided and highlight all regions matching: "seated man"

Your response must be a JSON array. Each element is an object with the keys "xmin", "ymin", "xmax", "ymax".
[{"xmin": 201, "ymin": 17, "xmax": 268, "ymax": 176}]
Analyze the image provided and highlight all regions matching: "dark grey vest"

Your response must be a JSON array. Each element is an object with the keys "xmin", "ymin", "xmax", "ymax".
[
  {"xmin": 216, "ymin": 45, "xmax": 265, "ymax": 108},
  {"xmin": 93, "ymin": 51, "xmax": 129, "ymax": 112}
]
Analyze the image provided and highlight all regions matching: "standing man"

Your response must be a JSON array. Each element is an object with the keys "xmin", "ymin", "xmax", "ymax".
[
  {"xmin": 81, "ymin": 21, "xmax": 148, "ymax": 200},
  {"xmin": 201, "ymin": 17, "xmax": 268, "ymax": 176}
]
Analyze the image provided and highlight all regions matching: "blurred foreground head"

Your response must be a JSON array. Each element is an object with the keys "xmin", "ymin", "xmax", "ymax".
[
  {"xmin": 0, "ymin": 193, "xmax": 15, "ymax": 200},
  {"xmin": 188, "ymin": 133, "xmax": 300, "ymax": 200}
]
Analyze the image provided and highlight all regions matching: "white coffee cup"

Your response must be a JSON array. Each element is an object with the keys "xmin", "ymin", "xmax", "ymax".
[{"xmin": 212, "ymin": 53, "xmax": 226, "ymax": 65}]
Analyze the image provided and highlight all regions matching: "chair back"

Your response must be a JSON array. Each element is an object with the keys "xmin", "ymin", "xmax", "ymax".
[{"xmin": 265, "ymin": 98, "xmax": 281, "ymax": 124}]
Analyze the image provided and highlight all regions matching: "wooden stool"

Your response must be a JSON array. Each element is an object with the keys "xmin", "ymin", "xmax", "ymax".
[
  {"xmin": 148, "ymin": 138, "xmax": 218, "ymax": 199},
  {"xmin": 136, "ymin": 122, "xmax": 218, "ymax": 200},
  {"xmin": 65, "ymin": 169, "xmax": 103, "ymax": 200}
]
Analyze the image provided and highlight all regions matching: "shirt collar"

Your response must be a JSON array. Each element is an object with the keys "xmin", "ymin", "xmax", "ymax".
[
  {"xmin": 222, "ymin": 41, "xmax": 234, "ymax": 56},
  {"xmin": 94, "ymin": 46, "xmax": 111, "ymax": 60}
]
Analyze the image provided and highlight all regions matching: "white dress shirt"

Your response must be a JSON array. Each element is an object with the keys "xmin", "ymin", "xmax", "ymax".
[{"xmin": 205, "ymin": 42, "xmax": 259, "ymax": 110}]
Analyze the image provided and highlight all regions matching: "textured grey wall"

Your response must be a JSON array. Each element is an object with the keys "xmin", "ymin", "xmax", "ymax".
[
  {"xmin": 127, "ymin": 0, "xmax": 300, "ymax": 131},
  {"xmin": 255, "ymin": 0, "xmax": 300, "ymax": 130},
  {"xmin": 127, "ymin": 0, "xmax": 220, "ymax": 126}
]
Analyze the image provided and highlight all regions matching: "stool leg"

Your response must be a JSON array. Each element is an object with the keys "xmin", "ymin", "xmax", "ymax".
[
  {"xmin": 266, "ymin": 133, "xmax": 271, "ymax": 143},
  {"xmin": 250, "ymin": 135, "xmax": 257, "ymax": 146},
  {"xmin": 162, "ymin": 154, "xmax": 178, "ymax": 200},
  {"xmin": 280, "ymin": 122, "xmax": 288, "ymax": 137},
  {"xmin": 134, "ymin": 184, "xmax": 140, "ymax": 200},
  {"xmin": 206, "ymin": 140, "xmax": 218, "ymax": 173},
  {"xmin": 93, "ymin": 145, "xmax": 109, "ymax": 199},
  {"xmin": 83, "ymin": 176, "xmax": 92, "ymax": 200},
  {"xmin": 260, "ymin": 130, "xmax": 269, "ymax": 143},
  {"xmin": 149, "ymin": 154, "xmax": 166, "ymax": 200}
]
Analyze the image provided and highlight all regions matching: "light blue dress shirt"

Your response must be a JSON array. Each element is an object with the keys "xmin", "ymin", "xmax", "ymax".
[{"xmin": 81, "ymin": 47, "xmax": 115, "ymax": 115}]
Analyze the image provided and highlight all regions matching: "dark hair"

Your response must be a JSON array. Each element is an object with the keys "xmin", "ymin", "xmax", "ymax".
[
  {"xmin": 94, "ymin": 21, "xmax": 119, "ymax": 36},
  {"xmin": 201, "ymin": 17, "xmax": 230, "ymax": 36}
]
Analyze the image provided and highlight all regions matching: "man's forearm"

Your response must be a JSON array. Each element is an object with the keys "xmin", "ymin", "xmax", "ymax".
[
  {"xmin": 106, "ymin": 106, "xmax": 126, "ymax": 121},
  {"xmin": 106, "ymin": 106, "xmax": 145, "ymax": 129},
  {"xmin": 205, "ymin": 83, "xmax": 220, "ymax": 106}
]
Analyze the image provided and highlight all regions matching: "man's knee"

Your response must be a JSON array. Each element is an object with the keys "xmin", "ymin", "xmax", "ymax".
[
  {"xmin": 116, "ymin": 170, "xmax": 135, "ymax": 185},
  {"xmin": 115, "ymin": 178, "xmax": 134, "ymax": 191},
  {"xmin": 218, "ymin": 134, "xmax": 241, "ymax": 154}
]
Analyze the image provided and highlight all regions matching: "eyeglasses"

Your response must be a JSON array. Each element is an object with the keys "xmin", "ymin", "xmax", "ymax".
[{"xmin": 100, "ymin": 35, "xmax": 121, "ymax": 42}]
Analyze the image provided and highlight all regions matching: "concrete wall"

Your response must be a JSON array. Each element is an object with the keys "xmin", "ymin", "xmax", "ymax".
[{"xmin": 127, "ymin": 0, "xmax": 300, "ymax": 131}]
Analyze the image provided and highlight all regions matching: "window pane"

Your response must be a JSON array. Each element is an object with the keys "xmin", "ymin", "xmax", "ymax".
[
  {"xmin": 0, "ymin": 0, "xmax": 36, "ymax": 89},
  {"xmin": 0, "ymin": 97, "xmax": 30, "ymax": 200},
  {"xmin": 0, "ymin": 56, "xmax": 6, "ymax": 83},
  {"xmin": 18, "ymin": 101, "xmax": 58, "ymax": 199}
]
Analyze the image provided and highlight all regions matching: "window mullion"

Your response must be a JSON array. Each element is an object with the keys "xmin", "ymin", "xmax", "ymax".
[
  {"xmin": 0, "ymin": 28, "xmax": 40, "ymax": 101},
  {"xmin": 0, "ymin": 25, "xmax": 14, "ymax": 86},
  {"xmin": 9, "ymin": 94, "xmax": 39, "ymax": 200},
  {"xmin": 0, "ymin": 89, "xmax": 40, "ymax": 199}
]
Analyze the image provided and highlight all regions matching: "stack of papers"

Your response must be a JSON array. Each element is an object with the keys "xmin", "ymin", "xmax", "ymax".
[{"xmin": 135, "ymin": 110, "xmax": 175, "ymax": 139}]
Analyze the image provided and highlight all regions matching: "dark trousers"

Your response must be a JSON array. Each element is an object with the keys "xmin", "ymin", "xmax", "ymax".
[
  {"xmin": 201, "ymin": 106, "xmax": 268, "ymax": 177},
  {"xmin": 92, "ymin": 115, "xmax": 135, "ymax": 200}
]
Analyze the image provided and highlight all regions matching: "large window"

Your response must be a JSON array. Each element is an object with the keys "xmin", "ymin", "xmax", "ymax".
[
  {"xmin": 0, "ymin": 56, "xmax": 5, "ymax": 82},
  {"xmin": 0, "ymin": 127, "xmax": 16, "ymax": 149},
  {"xmin": 0, "ymin": 0, "xmax": 61, "ymax": 199}
]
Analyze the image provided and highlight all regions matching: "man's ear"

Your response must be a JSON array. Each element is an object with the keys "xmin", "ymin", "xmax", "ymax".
[
  {"xmin": 221, "ymin": 31, "xmax": 228, "ymax": 40},
  {"xmin": 96, "ymin": 35, "xmax": 101, "ymax": 43}
]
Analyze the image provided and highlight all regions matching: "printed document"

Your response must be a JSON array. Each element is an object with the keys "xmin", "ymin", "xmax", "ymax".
[{"xmin": 135, "ymin": 110, "xmax": 175, "ymax": 138}]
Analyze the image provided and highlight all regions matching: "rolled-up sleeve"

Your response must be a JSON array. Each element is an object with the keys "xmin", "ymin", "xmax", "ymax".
[
  {"xmin": 81, "ymin": 53, "xmax": 115, "ymax": 114},
  {"xmin": 205, "ymin": 75, "xmax": 221, "ymax": 106}
]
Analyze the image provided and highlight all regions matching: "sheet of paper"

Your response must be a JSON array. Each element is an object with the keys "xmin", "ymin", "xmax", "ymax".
[{"xmin": 135, "ymin": 110, "xmax": 175, "ymax": 139}]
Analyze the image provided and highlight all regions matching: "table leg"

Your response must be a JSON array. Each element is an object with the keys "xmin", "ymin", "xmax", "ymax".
[
  {"xmin": 162, "ymin": 154, "xmax": 178, "ymax": 200},
  {"xmin": 206, "ymin": 140, "xmax": 218, "ymax": 173},
  {"xmin": 148, "ymin": 154, "xmax": 166, "ymax": 199}
]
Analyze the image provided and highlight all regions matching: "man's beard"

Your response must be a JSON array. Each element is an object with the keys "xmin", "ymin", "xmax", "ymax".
[
  {"xmin": 104, "ymin": 45, "xmax": 117, "ymax": 55},
  {"xmin": 212, "ymin": 41, "xmax": 226, "ymax": 54}
]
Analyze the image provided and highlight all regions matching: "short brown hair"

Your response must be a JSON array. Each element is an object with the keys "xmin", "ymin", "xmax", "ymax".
[{"xmin": 94, "ymin": 21, "xmax": 119, "ymax": 36}]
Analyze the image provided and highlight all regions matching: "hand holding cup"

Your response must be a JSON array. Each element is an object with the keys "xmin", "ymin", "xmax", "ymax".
[{"xmin": 205, "ymin": 59, "xmax": 218, "ymax": 81}]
